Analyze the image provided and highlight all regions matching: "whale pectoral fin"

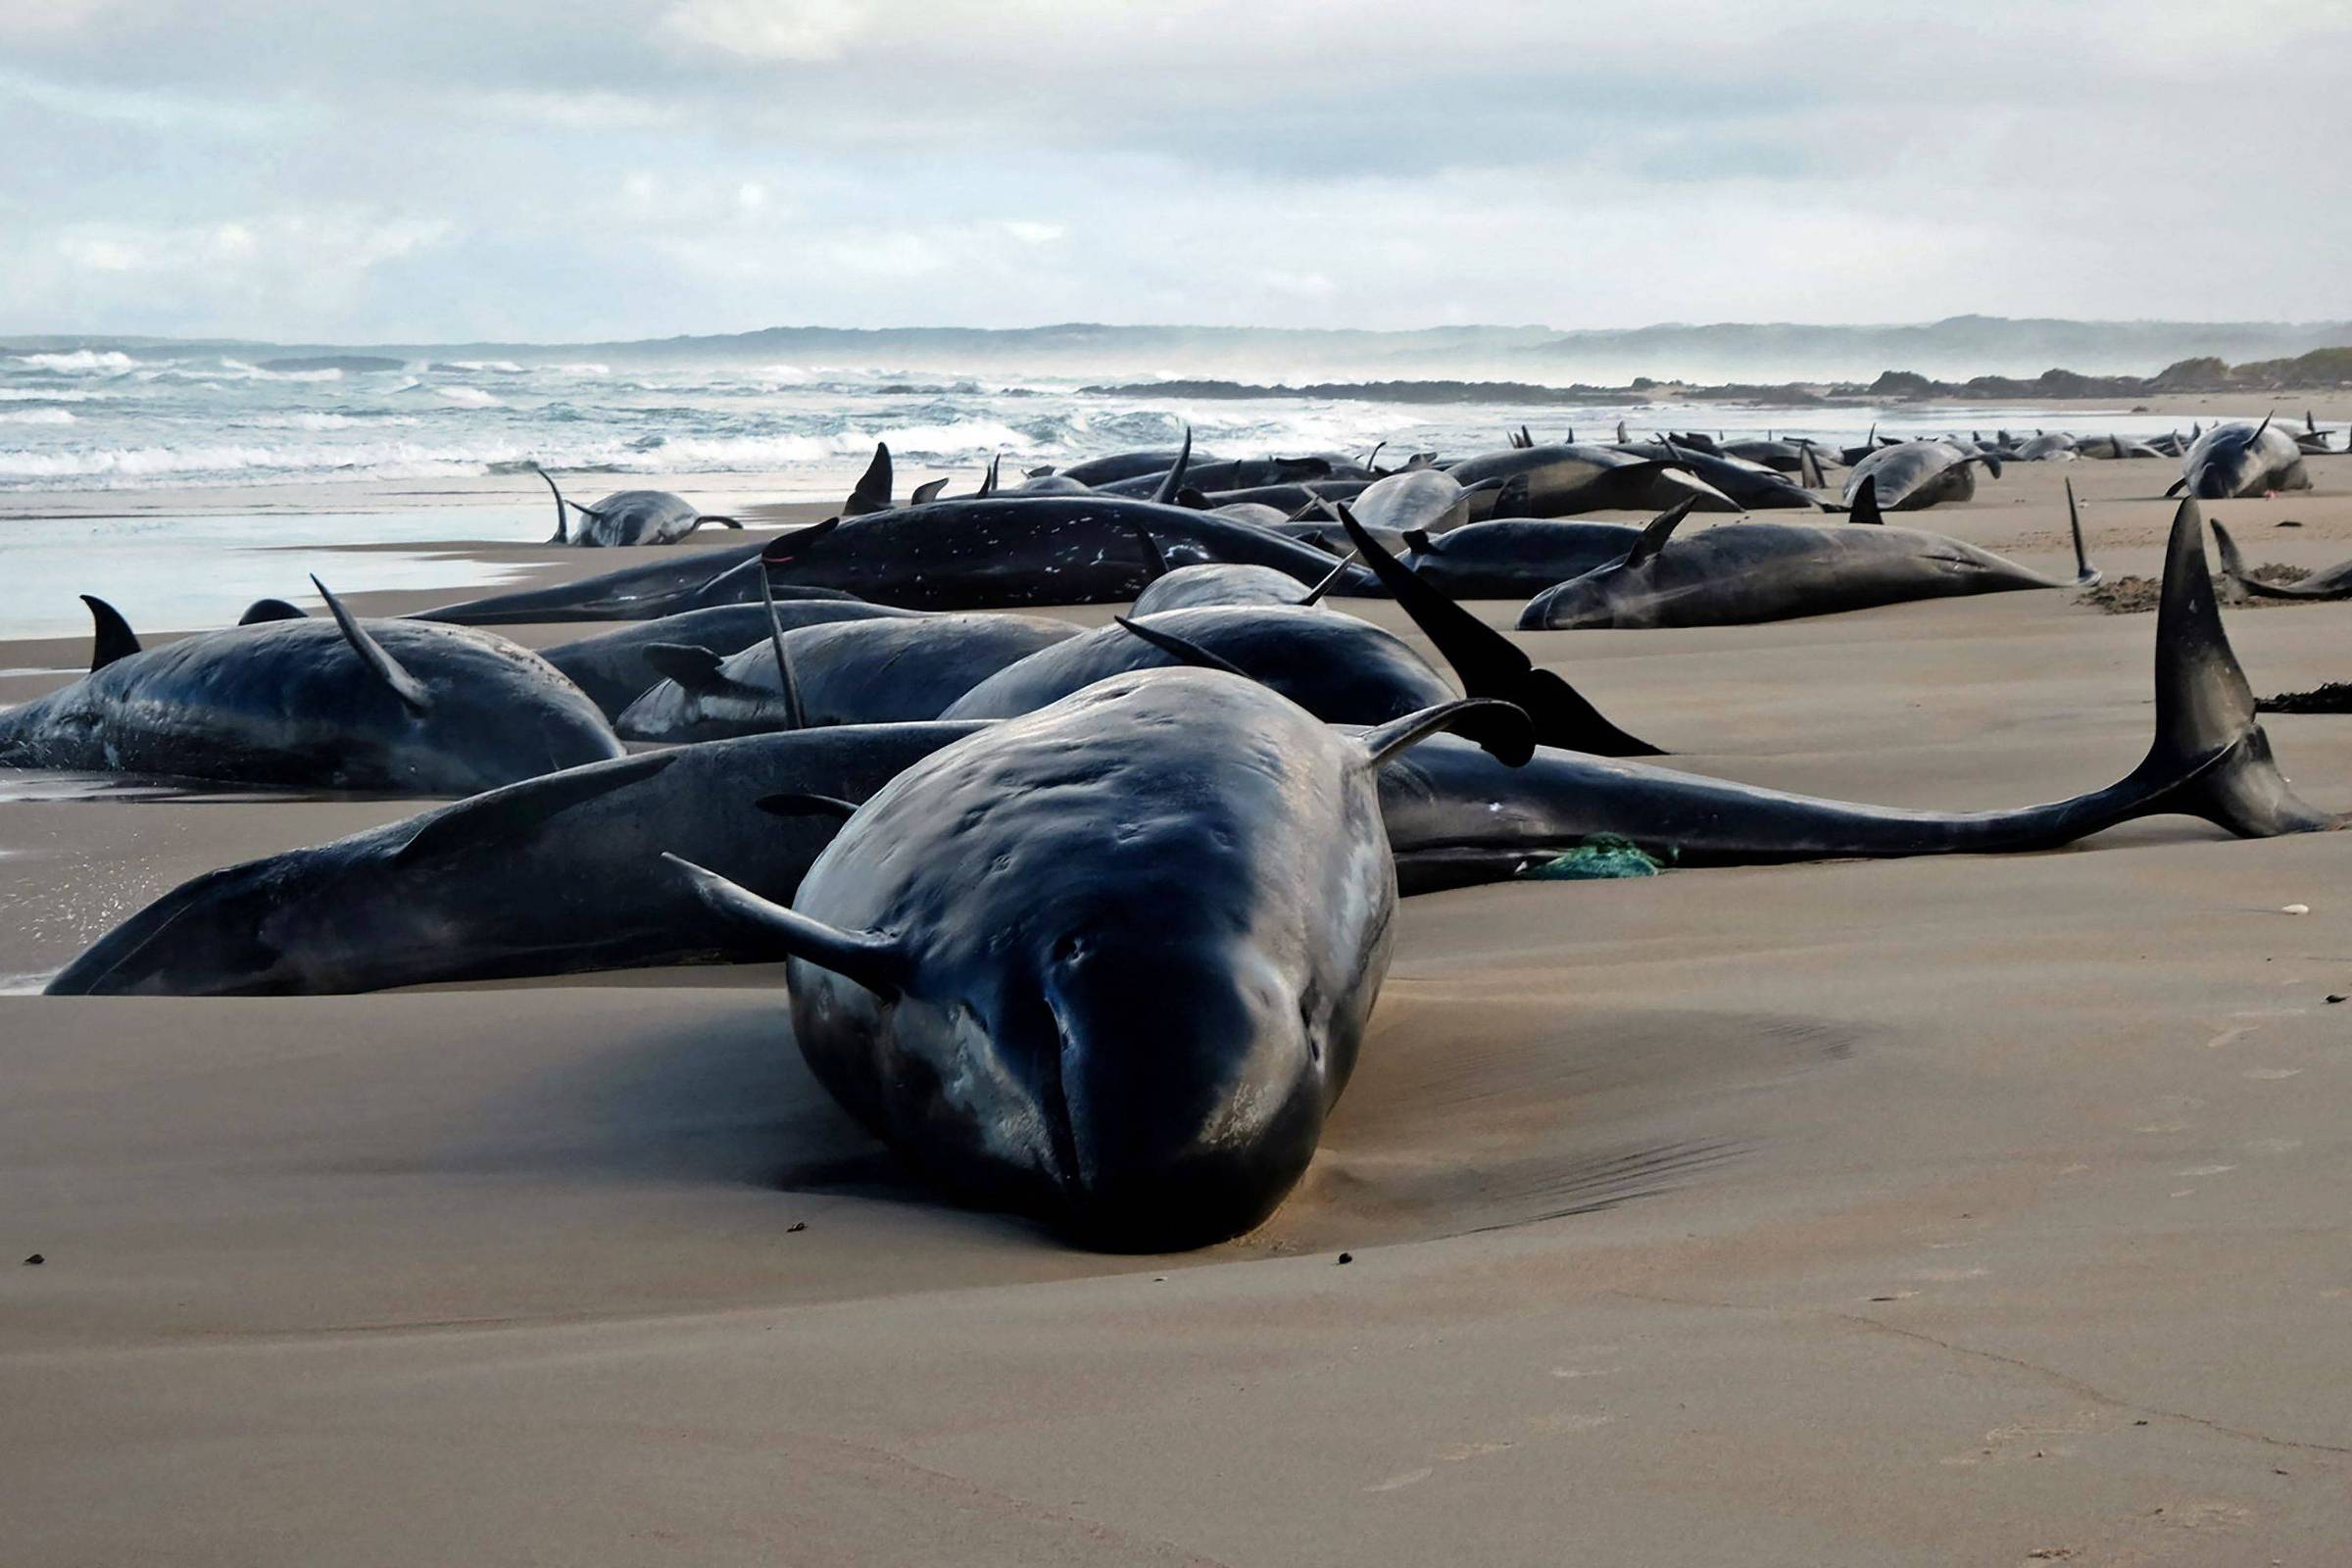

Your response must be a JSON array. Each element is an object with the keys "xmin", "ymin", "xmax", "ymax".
[
  {"xmin": 79, "ymin": 595, "xmax": 142, "ymax": 670},
  {"xmin": 846, "ymin": 443, "xmax": 892, "ymax": 515},
  {"xmin": 2164, "ymin": 477, "xmax": 2187, "ymax": 499},
  {"xmin": 1112, "ymin": 615, "xmax": 1250, "ymax": 677},
  {"xmin": 1335, "ymin": 505, "xmax": 1662, "ymax": 759},
  {"xmin": 757, "ymin": 568, "xmax": 806, "ymax": 729},
  {"xmin": 910, "ymin": 478, "xmax": 950, "ymax": 506},
  {"xmin": 757, "ymin": 793, "xmax": 858, "ymax": 819},
  {"xmin": 703, "ymin": 514, "xmax": 745, "ymax": 529},
  {"xmin": 311, "ymin": 576, "xmax": 430, "ymax": 713},
  {"xmin": 1360, "ymin": 699, "xmax": 1534, "ymax": 770},
  {"xmin": 1848, "ymin": 475, "xmax": 1886, "ymax": 526},
  {"xmin": 393, "ymin": 752, "xmax": 677, "ymax": 865},
  {"xmin": 1492, "ymin": 473, "xmax": 1533, "ymax": 518},
  {"xmin": 1151, "ymin": 426, "xmax": 1194, "ymax": 506},
  {"xmin": 1121, "ymin": 519, "xmax": 1170, "ymax": 581},
  {"xmin": 1297, "ymin": 551, "xmax": 1360, "ymax": 607},
  {"xmin": 662, "ymin": 854, "xmax": 907, "ymax": 998}
]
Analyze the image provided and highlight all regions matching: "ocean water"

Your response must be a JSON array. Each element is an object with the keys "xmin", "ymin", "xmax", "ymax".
[
  {"xmin": 0, "ymin": 346, "xmax": 2228, "ymax": 502},
  {"xmin": 1, "ymin": 346, "xmax": 2249, "ymax": 638}
]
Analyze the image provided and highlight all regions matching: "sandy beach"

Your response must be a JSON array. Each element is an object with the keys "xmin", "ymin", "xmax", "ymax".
[{"xmin": 6, "ymin": 452, "xmax": 2352, "ymax": 1564}]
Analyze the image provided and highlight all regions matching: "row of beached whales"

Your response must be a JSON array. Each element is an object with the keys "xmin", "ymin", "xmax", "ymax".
[
  {"xmin": 10, "ymin": 431, "xmax": 2345, "ymax": 1248},
  {"xmin": 530, "ymin": 413, "xmax": 2328, "ymax": 551}
]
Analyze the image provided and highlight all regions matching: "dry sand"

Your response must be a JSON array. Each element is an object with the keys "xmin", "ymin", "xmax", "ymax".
[{"xmin": 5, "ymin": 455, "xmax": 2352, "ymax": 1564}]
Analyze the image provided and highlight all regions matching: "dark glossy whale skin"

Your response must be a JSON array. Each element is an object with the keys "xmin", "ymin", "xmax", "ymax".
[
  {"xmin": 1414, "ymin": 494, "xmax": 2339, "ymax": 882},
  {"xmin": 695, "ymin": 670, "xmax": 1426, "ymax": 1250},
  {"xmin": 541, "ymin": 601, "xmax": 923, "ymax": 716},
  {"xmin": 1613, "ymin": 442, "xmax": 1824, "ymax": 509},
  {"xmin": 0, "ymin": 616, "xmax": 622, "ymax": 794},
  {"xmin": 408, "ymin": 542, "xmax": 863, "ymax": 625},
  {"xmin": 1841, "ymin": 440, "xmax": 1987, "ymax": 511},
  {"xmin": 1518, "ymin": 520, "xmax": 2074, "ymax": 630},
  {"xmin": 1056, "ymin": 448, "xmax": 1217, "ymax": 487},
  {"xmin": 1130, "ymin": 564, "xmax": 1325, "ymax": 614},
  {"xmin": 568, "ymin": 490, "xmax": 734, "ymax": 547},
  {"xmin": 1445, "ymin": 444, "xmax": 1738, "ymax": 516},
  {"xmin": 1399, "ymin": 519, "xmax": 1643, "ymax": 599},
  {"xmin": 760, "ymin": 496, "xmax": 1376, "ymax": 610},
  {"xmin": 43, "ymin": 724, "xmax": 984, "ymax": 996},
  {"xmin": 942, "ymin": 606, "xmax": 1455, "ymax": 725},
  {"xmin": 2179, "ymin": 421, "xmax": 2311, "ymax": 499},
  {"xmin": 1096, "ymin": 456, "xmax": 1363, "ymax": 497},
  {"xmin": 617, "ymin": 612, "xmax": 1079, "ymax": 740}
]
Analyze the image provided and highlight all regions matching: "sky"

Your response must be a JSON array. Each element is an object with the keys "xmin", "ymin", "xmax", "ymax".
[{"xmin": 3, "ymin": 0, "xmax": 2348, "ymax": 344}]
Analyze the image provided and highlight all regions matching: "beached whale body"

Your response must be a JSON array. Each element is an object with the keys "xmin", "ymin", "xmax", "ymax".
[
  {"xmin": 1402, "ymin": 496, "xmax": 2336, "ymax": 885},
  {"xmin": 540, "ymin": 601, "xmax": 924, "ymax": 717},
  {"xmin": 617, "ymin": 612, "xmax": 1080, "ymax": 741},
  {"xmin": 537, "ymin": 471, "xmax": 739, "ymax": 547},
  {"xmin": 1445, "ymin": 444, "xmax": 1737, "ymax": 517},
  {"xmin": 757, "ymin": 498, "xmax": 1375, "ymax": 610},
  {"xmin": 1518, "ymin": 478, "xmax": 2094, "ymax": 630},
  {"xmin": 2174, "ymin": 418, "xmax": 2311, "ymax": 499},
  {"xmin": 43, "ymin": 724, "xmax": 983, "ymax": 997},
  {"xmin": 2210, "ymin": 520, "xmax": 2352, "ymax": 603},
  {"xmin": 666, "ymin": 669, "xmax": 1531, "ymax": 1250},
  {"xmin": 1396, "ymin": 517, "xmax": 1646, "ymax": 599},
  {"xmin": 1841, "ymin": 440, "xmax": 1996, "ymax": 512},
  {"xmin": 0, "ymin": 586, "xmax": 621, "ymax": 794},
  {"xmin": 1611, "ymin": 438, "xmax": 1826, "ymax": 510}
]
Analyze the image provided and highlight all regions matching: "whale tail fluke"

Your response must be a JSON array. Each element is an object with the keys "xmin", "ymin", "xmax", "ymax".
[{"xmin": 2125, "ymin": 500, "xmax": 2341, "ymax": 837}]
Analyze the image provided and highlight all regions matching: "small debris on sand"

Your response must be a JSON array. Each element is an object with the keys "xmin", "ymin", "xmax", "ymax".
[{"xmin": 2081, "ymin": 562, "xmax": 2308, "ymax": 614}]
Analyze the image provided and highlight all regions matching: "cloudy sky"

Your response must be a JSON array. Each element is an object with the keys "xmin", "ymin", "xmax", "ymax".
[{"xmin": 3, "ymin": 0, "xmax": 2347, "ymax": 343}]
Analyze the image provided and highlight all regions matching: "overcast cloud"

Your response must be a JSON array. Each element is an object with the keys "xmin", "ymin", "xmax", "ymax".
[{"xmin": 2, "ymin": 0, "xmax": 2347, "ymax": 341}]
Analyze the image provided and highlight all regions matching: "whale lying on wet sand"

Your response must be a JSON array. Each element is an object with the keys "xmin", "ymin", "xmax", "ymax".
[
  {"xmin": 665, "ymin": 668, "xmax": 1533, "ymax": 1250},
  {"xmin": 0, "ymin": 582, "xmax": 622, "ymax": 794}
]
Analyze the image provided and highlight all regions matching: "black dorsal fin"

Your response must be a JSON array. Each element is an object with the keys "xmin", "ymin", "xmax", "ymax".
[
  {"xmin": 80, "ymin": 595, "xmax": 141, "ymax": 671},
  {"xmin": 2250, "ymin": 411, "xmax": 2274, "ymax": 444},
  {"xmin": 846, "ymin": 443, "xmax": 892, "ymax": 515},
  {"xmin": 1333, "ymin": 505, "xmax": 1660, "ymax": 758},
  {"xmin": 1493, "ymin": 472, "xmax": 1533, "ymax": 518},
  {"xmin": 237, "ymin": 598, "xmax": 308, "ymax": 625},
  {"xmin": 537, "ymin": 467, "xmax": 568, "ymax": 544},
  {"xmin": 1798, "ymin": 442, "xmax": 1826, "ymax": 490},
  {"xmin": 1359, "ymin": 699, "xmax": 1534, "ymax": 770},
  {"xmin": 1849, "ymin": 473, "xmax": 1886, "ymax": 526},
  {"xmin": 1151, "ymin": 426, "xmax": 1194, "ymax": 506},
  {"xmin": 1112, "ymin": 615, "xmax": 1250, "ymax": 677},
  {"xmin": 311, "ymin": 576, "xmax": 429, "ymax": 712},
  {"xmin": 979, "ymin": 453, "xmax": 1002, "ymax": 498},
  {"xmin": 394, "ymin": 753, "xmax": 675, "ymax": 865},
  {"xmin": 758, "ymin": 792, "xmax": 859, "ymax": 819},
  {"xmin": 1399, "ymin": 528, "xmax": 1434, "ymax": 554},
  {"xmin": 2063, "ymin": 478, "xmax": 2098, "ymax": 585},
  {"xmin": 1622, "ymin": 497, "xmax": 1696, "ymax": 567},
  {"xmin": 662, "ymin": 854, "xmax": 908, "ymax": 998},
  {"xmin": 910, "ymin": 477, "xmax": 950, "ymax": 505}
]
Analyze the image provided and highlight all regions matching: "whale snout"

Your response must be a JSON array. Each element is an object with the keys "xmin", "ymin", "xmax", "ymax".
[{"xmin": 1041, "ymin": 938, "xmax": 1325, "ymax": 1250}]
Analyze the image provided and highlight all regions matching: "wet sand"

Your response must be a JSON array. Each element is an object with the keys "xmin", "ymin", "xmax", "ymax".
[{"xmin": 5, "ymin": 455, "xmax": 2352, "ymax": 1563}]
